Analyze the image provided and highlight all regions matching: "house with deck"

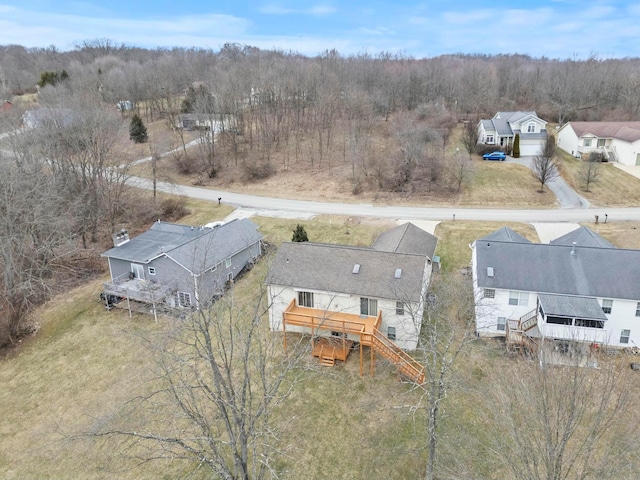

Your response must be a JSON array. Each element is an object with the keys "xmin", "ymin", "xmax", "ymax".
[
  {"xmin": 478, "ymin": 111, "xmax": 548, "ymax": 156},
  {"xmin": 556, "ymin": 121, "xmax": 640, "ymax": 165},
  {"xmin": 266, "ymin": 223, "xmax": 438, "ymax": 382},
  {"xmin": 472, "ymin": 226, "xmax": 640, "ymax": 351},
  {"xmin": 101, "ymin": 219, "xmax": 263, "ymax": 318}
]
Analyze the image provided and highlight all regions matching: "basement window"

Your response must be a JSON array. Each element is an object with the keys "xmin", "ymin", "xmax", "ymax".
[{"xmin": 497, "ymin": 317, "xmax": 506, "ymax": 331}]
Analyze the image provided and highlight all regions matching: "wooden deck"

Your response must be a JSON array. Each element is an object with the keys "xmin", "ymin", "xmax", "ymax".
[
  {"xmin": 311, "ymin": 337, "xmax": 354, "ymax": 366},
  {"xmin": 282, "ymin": 299, "xmax": 424, "ymax": 383}
]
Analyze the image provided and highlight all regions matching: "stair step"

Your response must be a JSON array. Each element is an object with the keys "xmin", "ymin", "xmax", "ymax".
[{"xmin": 320, "ymin": 358, "xmax": 335, "ymax": 367}]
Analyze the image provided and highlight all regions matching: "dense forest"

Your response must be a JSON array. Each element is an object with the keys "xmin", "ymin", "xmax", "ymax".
[{"xmin": 1, "ymin": 40, "xmax": 640, "ymax": 346}]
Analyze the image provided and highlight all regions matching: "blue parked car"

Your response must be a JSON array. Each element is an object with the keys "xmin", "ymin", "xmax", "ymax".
[{"xmin": 483, "ymin": 151, "xmax": 507, "ymax": 161}]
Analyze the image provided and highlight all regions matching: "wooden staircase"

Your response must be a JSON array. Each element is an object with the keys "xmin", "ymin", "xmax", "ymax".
[
  {"xmin": 506, "ymin": 309, "xmax": 539, "ymax": 354},
  {"xmin": 364, "ymin": 328, "xmax": 425, "ymax": 384}
]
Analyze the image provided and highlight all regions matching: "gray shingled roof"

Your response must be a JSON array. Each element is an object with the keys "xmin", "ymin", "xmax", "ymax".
[
  {"xmin": 480, "ymin": 227, "xmax": 531, "ymax": 244},
  {"xmin": 568, "ymin": 122, "xmax": 640, "ymax": 143},
  {"xmin": 538, "ymin": 294, "xmax": 608, "ymax": 321},
  {"xmin": 266, "ymin": 242, "xmax": 428, "ymax": 302},
  {"xmin": 550, "ymin": 226, "xmax": 615, "ymax": 248},
  {"xmin": 476, "ymin": 240, "xmax": 640, "ymax": 300},
  {"xmin": 482, "ymin": 111, "xmax": 547, "ymax": 141},
  {"xmin": 102, "ymin": 219, "xmax": 262, "ymax": 273},
  {"xmin": 372, "ymin": 222, "xmax": 438, "ymax": 259}
]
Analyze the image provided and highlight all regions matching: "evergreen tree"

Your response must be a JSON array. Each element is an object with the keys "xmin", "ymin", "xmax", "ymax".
[
  {"xmin": 129, "ymin": 114, "xmax": 148, "ymax": 143},
  {"xmin": 512, "ymin": 133, "xmax": 520, "ymax": 158},
  {"xmin": 292, "ymin": 224, "xmax": 309, "ymax": 242}
]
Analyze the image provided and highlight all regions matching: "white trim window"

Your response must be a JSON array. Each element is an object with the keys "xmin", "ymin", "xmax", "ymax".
[
  {"xmin": 484, "ymin": 288, "xmax": 495, "ymax": 299},
  {"xmin": 583, "ymin": 138, "xmax": 592, "ymax": 147},
  {"xmin": 387, "ymin": 326, "xmax": 396, "ymax": 340},
  {"xmin": 148, "ymin": 267, "xmax": 156, "ymax": 275},
  {"xmin": 509, "ymin": 291, "xmax": 528, "ymax": 306},
  {"xmin": 396, "ymin": 302, "xmax": 405, "ymax": 315},
  {"xmin": 620, "ymin": 329, "xmax": 631, "ymax": 344},
  {"xmin": 178, "ymin": 291, "xmax": 192, "ymax": 308},
  {"xmin": 298, "ymin": 291, "xmax": 314, "ymax": 308},
  {"xmin": 360, "ymin": 297, "xmax": 378, "ymax": 317},
  {"xmin": 601, "ymin": 299, "xmax": 613, "ymax": 314},
  {"xmin": 486, "ymin": 134, "xmax": 494, "ymax": 144},
  {"xmin": 497, "ymin": 317, "xmax": 506, "ymax": 331},
  {"xmin": 527, "ymin": 122, "xmax": 535, "ymax": 133},
  {"xmin": 635, "ymin": 302, "xmax": 640, "ymax": 317},
  {"xmin": 225, "ymin": 258, "xmax": 232, "ymax": 268}
]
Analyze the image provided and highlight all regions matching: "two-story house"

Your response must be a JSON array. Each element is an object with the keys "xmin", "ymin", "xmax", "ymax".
[{"xmin": 478, "ymin": 111, "xmax": 548, "ymax": 156}]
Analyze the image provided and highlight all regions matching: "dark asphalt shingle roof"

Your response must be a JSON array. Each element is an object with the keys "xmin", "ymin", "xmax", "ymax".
[
  {"xmin": 372, "ymin": 222, "xmax": 438, "ymax": 259},
  {"xmin": 266, "ymin": 242, "xmax": 428, "ymax": 302},
  {"xmin": 101, "ymin": 219, "xmax": 262, "ymax": 273},
  {"xmin": 480, "ymin": 227, "xmax": 531, "ymax": 244},
  {"xmin": 476, "ymin": 240, "xmax": 640, "ymax": 301},
  {"xmin": 550, "ymin": 226, "xmax": 615, "ymax": 248},
  {"xmin": 538, "ymin": 294, "xmax": 608, "ymax": 321}
]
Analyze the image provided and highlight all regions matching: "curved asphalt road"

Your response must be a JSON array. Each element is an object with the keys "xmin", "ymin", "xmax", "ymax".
[{"xmin": 131, "ymin": 176, "xmax": 640, "ymax": 223}]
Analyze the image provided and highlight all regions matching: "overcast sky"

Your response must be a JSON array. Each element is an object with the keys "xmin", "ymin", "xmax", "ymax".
[{"xmin": 1, "ymin": 1, "xmax": 639, "ymax": 59}]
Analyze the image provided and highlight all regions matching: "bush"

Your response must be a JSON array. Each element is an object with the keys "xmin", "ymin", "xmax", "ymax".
[
  {"xmin": 160, "ymin": 197, "xmax": 190, "ymax": 220},
  {"xmin": 242, "ymin": 161, "xmax": 275, "ymax": 181}
]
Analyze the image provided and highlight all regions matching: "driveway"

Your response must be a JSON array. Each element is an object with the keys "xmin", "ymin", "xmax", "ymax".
[{"xmin": 505, "ymin": 155, "xmax": 590, "ymax": 209}]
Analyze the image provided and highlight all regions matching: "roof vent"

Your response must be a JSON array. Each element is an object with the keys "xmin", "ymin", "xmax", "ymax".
[
  {"xmin": 487, "ymin": 266, "xmax": 494, "ymax": 277},
  {"xmin": 352, "ymin": 264, "xmax": 361, "ymax": 274},
  {"xmin": 394, "ymin": 268, "xmax": 402, "ymax": 279},
  {"xmin": 571, "ymin": 242, "xmax": 577, "ymax": 255}
]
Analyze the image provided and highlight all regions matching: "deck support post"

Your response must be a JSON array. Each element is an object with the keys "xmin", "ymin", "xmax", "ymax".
[
  {"xmin": 370, "ymin": 346, "xmax": 375, "ymax": 377},
  {"xmin": 126, "ymin": 296, "xmax": 132, "ymax": 318},
  {"xmin": 359, "ymin": 342, "xmax": 363, "ymax": 376},
  {"xmin": 152, "ymin": 302, "xmax": 158, "ymax": 323},
  {"xmin": 283, "ymin": 319, "xmax": 287, "ymax": 352}
]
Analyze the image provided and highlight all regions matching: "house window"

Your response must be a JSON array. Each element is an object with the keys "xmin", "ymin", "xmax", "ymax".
[
  {"xmin": 178, "ymin": 292, "xmax": 192, "ymax": 308},
  {"xmin": 360, "ymin": 297, "xmax": 378, "ymax": 317},
  {"xmin": 635, "ymin": 302, "xmax": 640, "ymax": 317},
  {"xmin": 387, "ymin": 326, "xmax": 396, "ymax": 340},
  {"xmin": 484, "ymin": 288, "xmax": 495, "ymax": 299},
  {"xmin": 148, "ymin": 267, "xmax": 156, "ymax": 275},
  {"xmin": 575, "ymin": 319, "xmax": 604, "ymax": 329},
  {"xmin": 509, "ymin": 291, "xmax": 528, "ymax": 306},
  {"xmin": 583, "ymin": 138, "xmax": 592, "ymax": 147},
  {"xmin": 597, "ymin": 138, "xmax": 606, "ymax": 147},
  {"xmin": 225, "ymin": 258, "xmax": 231, "ymax": 268},
  {"xmin": 396, "ymin": 302, "xmax": 404, "ymax": 315},
  {"xmin": 527, "ymin": 123, "xmax": 535, "ymax": 133},
  {"xmin": 497, "ymin": 317, "xmax": 506, "ymax": 331},
  {"xmin": 486, "ymin": 135, "xmax": 494, "ymax": 144},
  {"xmin": 298, "ymin": 291, "xmax": 314, "ymax": 308},
  {"xmin": 601, "ymin": 299, "xmax": 613, "ymax": 314},
  {"xmin": 620, "ymin": 329, "xmax": 631, "ymax": 344}
]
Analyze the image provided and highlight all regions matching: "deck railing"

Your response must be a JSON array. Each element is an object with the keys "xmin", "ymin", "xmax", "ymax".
[{"xmin": 103, "ymin": 275, "xmax": 177, "ymax": 304}]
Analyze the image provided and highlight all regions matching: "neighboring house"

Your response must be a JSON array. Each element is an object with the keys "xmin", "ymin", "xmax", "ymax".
[
  {"xmin": 116, "ymin": 100, "xmax": 135, "ymax": 112},
  {"xmin": 101, "ymin": 219, "xmax": 263, "ymax": 317},
  {"xmin": 472, "ymin": 226, "xmax": 640, "ymax": 350},
  {"xmin": 21, "ymin": 107, "xmax": 75, "ymax": 129},
  {"xmin": 557, "ymin": 121, "xmax": 640, "ymax": 166},
  {"xmin": 266, "ymin": 223, "xmax": 438, "ymax": 382},
  {"xmin": 174, "ymin": 113, "xmax": 237, "ymax": 132},
  {"xmin": 478, "ymin": 111, "xmax": 548, "ymax": 156}
]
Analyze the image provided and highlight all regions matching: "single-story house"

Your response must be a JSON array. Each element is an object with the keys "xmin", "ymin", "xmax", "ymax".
[
  {"xmin": 478, "ymin": 111, "xmax": 548, "ymax": 156},
  {"xmin": 174, "ymin": 113, "xmax": 237, "ymax": 132},
  {"xmin": 101, "ymin": 219, "xmax": 263, "ymax": 315},
  {"xmin": 557, "ymin": 121, "xmax": 640, "ymax": 166},
  {"xmin": 472, "ymin": 226, "xmax": 640, "ymax": 349}
]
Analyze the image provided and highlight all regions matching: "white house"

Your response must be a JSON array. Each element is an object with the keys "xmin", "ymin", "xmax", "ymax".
[
  {"xmin": 557, "ymin": 121, "xmax": 640, "ymax": 166},
  {"xmin": 266, "ymin": 223, "xmax": 438, "ymax": 351},
  {"xmin": 472, "ymin": 226, "xmax": 640, "ymax": 349},
  {"xmin": 478, "ymin": 111, "xmax": 548, "ymax": 156}
]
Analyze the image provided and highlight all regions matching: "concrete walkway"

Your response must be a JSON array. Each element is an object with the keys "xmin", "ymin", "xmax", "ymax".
[{"xmin": 612, "ymin": 163, "xmax": 640, "ymax": 180}]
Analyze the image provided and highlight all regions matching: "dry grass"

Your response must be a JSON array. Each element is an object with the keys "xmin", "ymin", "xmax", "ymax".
[
  {"xmin": 434, "ymin": 220, "xmax": 539, "ymax": 271},
  {"xmin": 581, "ymin": 220, "xmax": 640, "ymax": 249},
  {"xmin": 560, "ymin": 153, "xmax": 640, "ymax": 207}
]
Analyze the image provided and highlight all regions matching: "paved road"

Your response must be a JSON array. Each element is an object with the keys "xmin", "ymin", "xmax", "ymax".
[{"xmin": 131, "ymin": 176, "xmax": 640, "ymax": 223}]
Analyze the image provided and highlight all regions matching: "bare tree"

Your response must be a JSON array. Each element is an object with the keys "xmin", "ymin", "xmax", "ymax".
[
  {"xmin": 489, "ymin": 350, "xmax": 639, "ymax": 480},
  {"xmin": 531, "ymin": 135, "xmax": 559, "ymax": 192},
  {"xmin": 448, "ymin": 150, "xmax": 476, "ymax": 193},
  {"xmin": 91, "ymin": 283, "xmax": 304, "ymax": 479},
  {"xmin": 578, "ymin": 153, "xmax": 602, "ymax": 192},
  {"xmin": 460, "ymin": 118, "xmax": 479, "ymax": 157},
  {"xmin": 407, "ymin": 273, "xmax": 476, "ymax": 480}
]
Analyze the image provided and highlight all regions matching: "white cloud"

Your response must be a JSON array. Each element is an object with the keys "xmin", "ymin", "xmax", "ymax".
[{"xmin": 260, "ymin": 4, "xmax": 336, "ymax": 16}]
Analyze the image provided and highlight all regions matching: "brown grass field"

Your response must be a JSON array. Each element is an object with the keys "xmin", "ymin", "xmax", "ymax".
[{"xmin": 2, "ymin": 212, "xmax": 640, "ymax": 479}]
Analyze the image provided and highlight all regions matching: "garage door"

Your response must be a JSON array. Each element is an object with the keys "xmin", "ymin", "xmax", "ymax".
[{"xmin": 519, "ymin": 143, "xmax": 542, "ymax": 156}]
